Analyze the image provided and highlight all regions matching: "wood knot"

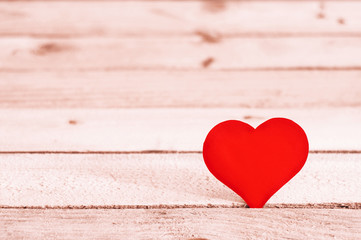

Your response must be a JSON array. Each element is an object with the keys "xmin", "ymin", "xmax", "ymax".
[
  {"xmin": 337, "ymin": 18, "xmax": 345, "ymax": 25},
  {"xmin": 33, "ymin": 42, "xmax": 72, "ymax": 56},
  {"xmin": 203, "ymin": 0, "xmax": 226, "ymax": 13},
  {"xmin": 68, "ymin": 120, "xmax": 77, "ymax": 125},
  {"xmin": 195, "ymin": 30, "xmax": 222, "ymax": 44},
  {"xmin": 202, "ymin": 57, "xmax": 215, "ymax": 68}
]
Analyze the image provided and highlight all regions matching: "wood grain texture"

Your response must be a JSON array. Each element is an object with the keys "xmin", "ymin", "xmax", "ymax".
[
  {"xmin": 2, "ymin": 37, "xmax": 361, "ymax": 70},
  {"xmin": 0, "ymin": 1, "xmax": 359, "ymax": 238},
  {"xmin": 0, "ymin": 71, "xmax": 360, "ymax": 108},
  {"xmin": 1, "ymin": 208, "xmax": 361, "ymax": 240},
  {"xmin": 0, "ymin": 153, "xmax": 360, "ymax": 207},
  {"xmin": 0, "ymin": 108, "xmax": 360, "ymax": 151},
  {"xmin": 0, "ymin": 1, "xmax": 361, "ymax": 37}
]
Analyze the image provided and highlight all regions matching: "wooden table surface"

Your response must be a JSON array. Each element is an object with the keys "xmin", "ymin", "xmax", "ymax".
[{"xmin": 0, "ymin": 0, "xmax": 361, "ymax": 239}]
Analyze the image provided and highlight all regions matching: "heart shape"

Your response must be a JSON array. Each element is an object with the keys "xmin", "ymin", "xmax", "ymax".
[{"xmin": 203, "ymin": 118, "xmax": 309, "ymax": 208}]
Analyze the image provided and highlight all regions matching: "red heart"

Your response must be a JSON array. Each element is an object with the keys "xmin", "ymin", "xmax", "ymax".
[{"xmin": 203, "ymin": 118, "xmax": 309, "ymax": 208}]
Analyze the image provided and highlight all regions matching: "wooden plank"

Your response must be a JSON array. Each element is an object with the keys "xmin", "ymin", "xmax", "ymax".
[
  {"xmin": 0, "ymin": 108, "xmax": 360, "ymax": 151},
  {"xmin": 1, "ymin": 208, "xmax": 361, "ymax": 240},
  {"xmin": 0, "ymin": 153, "xmax": 360, "ymax": 207},
  {"xmin": 2, "ymin": 37, "xmax": 361, "ymax": 70},
  {"xmin": 0, "ymin": 71, "xmax": 361, "ymax": 108},
  {"xmin": 1, "ymin": 1, "xmax": 361, "ymax": 37}
]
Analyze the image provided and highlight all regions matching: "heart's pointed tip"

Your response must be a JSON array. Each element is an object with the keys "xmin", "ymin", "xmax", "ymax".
[
  {"xmin": 244, "ymin": 198, "xmax": 267, "ymax": 208},
  {"xmin": 246, "ymin": 204, "xmax": 265, "ymax": 209}
]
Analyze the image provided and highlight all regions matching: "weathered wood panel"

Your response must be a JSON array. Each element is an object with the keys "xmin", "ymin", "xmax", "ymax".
[
  {"xmin": 1, "ymin": 208, "xmax": 360, "ymax": 240},
  {"xmin": 0, "ymin": 71, "xmax": 360, "ymax": 108},
  {"xmin": 2, "ymin": 37, "xmax": 361, "ymax": 70},
  {"xmin": 0, "ymin": 108, "xmax": 359, "ymax": 151},
  {"xmin": 0, "ymin": 1, "xmax": 361, "ymax": 37},
  {"xmin": 0, "ymin": 153, "xmax": 360, "ymax": 207}
]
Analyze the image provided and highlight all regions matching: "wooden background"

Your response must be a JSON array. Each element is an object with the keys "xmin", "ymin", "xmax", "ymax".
[{"xmin": 1, "ymin": 0, "xmax": 361, "ymax": 239}]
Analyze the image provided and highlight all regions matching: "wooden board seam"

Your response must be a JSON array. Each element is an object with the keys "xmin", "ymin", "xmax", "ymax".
[
  {"xmin": 0, "ymin": 203, "xmax": 360, "ymax": 210},
  {"xmin": 0, "ymin": 150, "xmax": 360, "ymax": 154},
  {"xmin": 3, "ymin": 67, "xmax": 361, "ymax": 72}
]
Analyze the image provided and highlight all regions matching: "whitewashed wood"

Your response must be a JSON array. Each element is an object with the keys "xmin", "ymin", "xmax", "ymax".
[
  {"xmin": 0, "ymin": 108, "xmax": 359, "ymax": 151},
  {"xmin": 0, "ymin": 153, "xmax": 360, "ymax": 207},
  {"xmin": 1, "ymin": 208, "xmax": 361, "ymax": 240},
  {"xmin": 1, "ymin": 1, "xmax": 361, "ymax": 37},
  {"xmin": 2, "ymin": 37, "xmax": 361, "ymax": 70},
  {"xmin": 0, "ymin": 71, "xmax": 360, "ymax": 108}
]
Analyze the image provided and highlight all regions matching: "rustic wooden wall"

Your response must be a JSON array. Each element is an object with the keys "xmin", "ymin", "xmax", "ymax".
[{"xmin": 0, "ymin": 0, "xmax": 360, "ymax": 239}]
